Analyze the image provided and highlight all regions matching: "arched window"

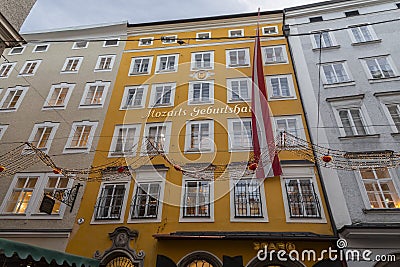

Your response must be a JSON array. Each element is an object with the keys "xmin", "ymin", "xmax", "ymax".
[
  {"xmin": 178, "ymin": 251, "xmax": 222, "ymax": 267},
  {"xmin": 187, "ymin": 259, "xmax": 214, "ymax": 267},
  {"xmin": 105, "ymin": 256, "xmax": 137, "ymax": 267}
]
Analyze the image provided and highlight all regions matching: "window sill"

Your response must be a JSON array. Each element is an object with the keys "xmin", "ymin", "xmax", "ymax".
[
  {"xmin": 323, "ymin": 81, "xmax": 356, "ymax": 88},
  {"xmin": 391, "ymin": 132, "xmax": 400, "ymax": 137},
  {"xmin": 368, "ymin": 76, "xmax": 400, "ymax": 83},
  {"xmin": 150, "ymin": 104, "xmax": 173, "ymax": 108},
  {"xmin": 0, "ymin": 108, "xmax": 17, "ymax": 112},
  {"xmin": 79, "ymin": 104, "xmax": 104, "ymax": 109},
  {"xmin": 227, "ymin": 64, "xmax": 250, "ymax": 68},
  {"xmin": 338, "ymin": 134, "xmax": 380, "ymax": 140},
  {"xmin": 269, "ymin": 95, "xmax": 296, "ymax": 100},
  {"xmin": 155, "ymin": 69, "xmax": 177, "ymax": 74},
  {"xmin": 227, "ymin": 99, "xmax": 250, "ymax": 103},
  {"xmin": 61, "ymin": 70, "xmax": 79, "ymax": 74},
  {"xmin": 363, "ymin": 208, "xmax": 400, "ymax": 214},
  {"xmin": 109, "ymin": 151, "xmax": 136, "ymax": 157},
  {"xmin": 94, "ymin": 68, "xmax": 112, "ymax": 72},
  {"xmin": 185, "ymin": 149, "xmax": 213, "ymax": 154},
  {"xmin": 191, "ymin": 67, "xmax": 213, "ymax": 71},
  {"xmin": 188, "ymin": 100, "xmax": 214, "ymax": 105},
  {"xmin": 264, "ymin": 61, "xmax": 288, "ymax": 65},
  {"xmin": 90, "ymin": 219, "xmax": 124, "ymax": 224},
  {"xmin": 120, "ymin": 105, "xmax": 144, "ymax": 110},
  {"xmin": 63, "ymin": 147, "xmax": 90, "ymax": 154},
  {"xmin": 0, "ymin": 76, "xmax": 11, "ymax": 79},
  {"xmin": 128, "ymin": 217, "xmax": 161, "ymax": 223},
  {"xmin": 312, "ymin": 45, "xmax": 341, "ymax": 51},
  {"xmin": 43, "ymin": 105, "xmax": 66, "ymax": 110},
  {"xmin": 129, "ymin": 72, "xmax": 150, "ymax": 76},
  {"xmin": 179, "ymin": 217, "xmax": 214, "ymax": 223},
  {"xmin": 351, "ymin": 39, "xmax": 382, "ymax": 46}
]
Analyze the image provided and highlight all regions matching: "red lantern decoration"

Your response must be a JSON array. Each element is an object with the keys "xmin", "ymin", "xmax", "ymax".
[
  {"xmin": 117, "ymin": 166, "xmax": 125, "ymax": 173},
  {"xmin": 173, "ymin": 164, "xmax": 182, "ymax": 171},
  {"xmin": 322, "ymin": 155, "xmax": 333, "ymax": 163},
  {"xmin": 0, "ymin": 166, "xmax": 6, "ymax": 172},
  {"xmin": 53, "ymin": 168, "xmax": 62, "ymax": 174},
  {"xmin": 248, "ymin": 162, "xmax": 258, "ymax": 171}
]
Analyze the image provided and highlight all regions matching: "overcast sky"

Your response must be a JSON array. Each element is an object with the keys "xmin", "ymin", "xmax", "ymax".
[{"xmin": 21, "ymin": 0, "xmax": 323, "ymax": 33}]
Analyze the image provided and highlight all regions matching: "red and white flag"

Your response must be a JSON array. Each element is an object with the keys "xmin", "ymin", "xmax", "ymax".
[{"xmin": 251, "ymin": 28, "xmax": 282, "ymax": 178}]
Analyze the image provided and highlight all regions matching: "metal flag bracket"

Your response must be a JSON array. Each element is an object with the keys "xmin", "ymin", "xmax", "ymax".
[{"xmin": 39, "ymin": 183, "xmax": 82, "ymax": 214}]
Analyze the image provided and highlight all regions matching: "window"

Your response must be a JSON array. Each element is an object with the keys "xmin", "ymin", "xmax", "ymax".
[
  {"xmin": 28, "ymin": 122, "xmax": 59, "ymax": 152},
  {"xmin": 284, "ymin": 178, "xmax": 321, "ymax": 218},
  {"xmin": 0, "ymin": 125, "xmax": 8, "ymax": 140},
  {"xmin": 149, "ymin": 83, "xmax": 175, "ymax": 107},
  {"xmin": 312, "ymin": 31, "xmax": 336, "ymax": 49},
  {"xmin": 0, "ymin": 173, "xmax": 73, "ymax": 217},
  {"xmin": 263, "ymin": 45, "xmax": 288, "ymax": 64},
  {"xmin": 19, "ymin": 60, "xmax": 41, "ymax": 76},
  {"xmin": 8, "ymin": 46, "xmax": 25, "ymax": 55},
  {"xmin": 143, "ymin": 122, "xmax": 172, "ymax": 154},
  {"xmin": 226, "ymin": 49, "xmax": 250, "ymax": 67},
  {"xmin": 0, "ymin": 86, "xmax": 28, "ymax": 111},
  {"xmin": 309, "ymin": 16, "xmax": 323, "ymax": 23},
  {"xmin": 321, "ymin": 62, "xmax": 351, "ymax": 84},
  {"xmin": 360, "ymin": 168, "xmax": 400, "ymax": 209},
  {"xmin": 182, "ymin": 180, "xmax": 211, "ymax": 218},
  {"xmin": 33, "ymin": 44, "xmax": 49, "ymax": 52},
  {"xmin": 266, "ymin": 74, "xmax": 296, "ymax": 99},
  {"xmin": 109, "ymin": 124, "xmax": 141, "ymax": 157},
  {"xmin": 155, "ymin": 54, "xmax": 179, "ymax": 72},
  {"xmin": 0, "ymin": 62, "xmax": 16, "ymax": 78},
  {"xmin": 191, "ymin": 51, "xmax": 214, "ymax": 70},
  {"xmin": 338, "ymin": 108, "xmax": 368, "ymax": 136},
  {"xmin": 274, "ymin": 115, "xmax": 305, "ymax": 139},
  {"xmin": 227, "ymin": 78, "xmax": 250, "ymax": 102},
  {"xmin": 95, "ymin": 55, "xmax": 116, "ymax": 71},
  {"xmin": 139, "ymin": 37, "xmax": 153, "ymax": 46},
  {"xmin": 361, "ymin": 56, "xmax": 397, "ymax": 79},
  {"xmin": 185, "ymin": 120, "xmax": 214, "ymax": 152},
  {"xmin": 80, "ymin": 81, "xmax": 110, "ymax": 107},
  {"xmin": 129, "ymin": 56, "xmax": 153, "ymax": 75},
  {"xmin": 345, "ymin": 10, "xmax": 359, "ymax": 17},
  {"xmin": 94, "ymin": 183, "xmax": 127, "ymax": 220},
  {"xmin": 61, "ymin": 57, "xmax": 83, "ymax": 73},
  {"xmin": 161, "ymin": 35, "xmax": 177, "ymax": 44},
  {"xmin": 233, "ymin": 179, "xmax": 263, "ymax": 217},
  {"xmin": 103, "ymin": 39, "xmax": 119, "ymax": 47},
  {"xmin": 196, "ymin": 32, "xmax": 211, "ymax": 40},
  {"xmin": 262, "ymin": 26, "xmax": 278, "ymax": 35},
  {"xmin": 386, "ymin": 104, "xmax": 400, "ymax": 132},
  {"xmin": 72, "ymin": 41, "xmax": 88, "ymax": 49},
  {"xmin": 229, "ymin": 29, "xmax": 244, "ymax": 38},
  {"xmin": 188, "ymin": 81, "xmax": 214, "ymax": 104},
  {"xmin": 43, "ymin": 83, "xmax": 75, "ymax": 109},
  {"xmin": 120, "ymin": 85, "xmax": 147, "ymax": 109},
  {"xmin": 64, "ymin": 121, "xmax": 98, "ymax": 153},
  {"xmin": 228, "ymin": 118, "xmax": 252, "ymax": 151},
  {"xmin": 349, "ymin": 25, "xmax": 378, "ymax": 43},
  {"xmin": 131, "ymin": 183, "xmax": 161, "ymax": 219}
]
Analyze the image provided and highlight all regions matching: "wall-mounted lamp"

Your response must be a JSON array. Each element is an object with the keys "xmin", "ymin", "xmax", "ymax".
[{"xmin": 283, "ymin": 24, "xmax": 290, "ymax": 37}]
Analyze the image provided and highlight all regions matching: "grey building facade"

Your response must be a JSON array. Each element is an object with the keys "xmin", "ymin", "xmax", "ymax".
[
  {"xmin": 285, "ymin": 0, "xmax": 400, "ymax": 266},
  {"xmin": 0, "ymin": 22, "xmax": 126, "ymax": 251}
]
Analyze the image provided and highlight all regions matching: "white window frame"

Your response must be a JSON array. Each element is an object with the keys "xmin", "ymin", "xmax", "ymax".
[
  {"xmin": 348, "ymin": 25, "xmax": 379, "ymax": 44},
  {"xmin": 262, "ymin": 26, "xmax": 278, "ymax": 35},
  {"xmin": 139, "ymin": 37, "xmax": 154, "ymax": 46},
  {"xmin": 330, "ymin": 98, "xmax": 374, "ymax": 137},
  {"xmin": 263, "ymin": 45, "xmax": 288, "ymax": 65},
  {"xmin": 129, "ymin": 56, "xmax": 153, "ymax": 76},
  {"xmin": 108, "ymin": 124, "xmax": 141, "ymax": 157},
  {"xmin": 32, "ymin": 44, "xmax": 49, "ymax": 53},
  {"xmin": 0, "ymin": 125, "xmax": 8, "ymax": 140},
  {"xmin": 149, "ymin": 82, "xmax": 176, "ymax": 107},
  {"xmin": 320, "ymin": 61, "xmax": 353, "ymax": 86},
  {"xmin": 27, "ymin": 122, "xmax": 60, "ymax": 153},
  {"xmin": 229, "ymin": 175, "xmax": 268, "ymax": 222},
  {"xmin": 0, "ymin": 172, "xmax": 74, "ymax": 219},
  {"xmin": 79, "ymin": 80, "xmax": 111, "ymax": 108},
  {"xmin": 0, "ymin": 86, "xmax": 29, "ymax": 112},
  {"xmin": 188, "ymin": 80, "xmax": 214, "ymax": 105},
  {"xmin": 179, "ymin": 176, "xmax": 214, "ymax": 222},
  {"xmin": 155, "ymin": 54, "xmax": 179, "ymax": 73},
  {"xmin": 63, "ymin": 120, "xmax": 98, "ymax": 154},
  {"xmin": 360, "ymin": 55, "xmax": 398, "ymax": 81},
  {"xmin": 103, "ymin": 38, "xmax": 120, "ymax": 47},
  {"xmin": 356, "ymin": 168, "xmax": 400, "ymax": 209},
  {"xmin": 128, "ymin": 169, "xmax": 167, "ymax": 223},
  {"xmin": 72, "ymin": 41, "xmax": 88, "ymax": 49},
  {"xmin": 191, "ymin": 51, "xmax": 214, "ymax": 70},
  {"xmin": 43, "ymin": 82, "xmax": 75, "ymax": 110},
  {"xmin": 19, "ymin": 60, "xmax": 41, "ymax": 76},
  {"xmin": 185, "ymin": 120, "xmax": 214, "ymax": 153},
  {"xmin": 91, "ymin": 180, "xmax": 130, "ymax": 224},
  {"xmin": 280, "ymin": 166, "xmax": 326, "ymax": 223},
  {"xmin": 228, "ymin": 29, "xmax": 244, "ymax": 38},
  {"xmin": 377, "ymin": 94, "xmax": 400, "ymax": 133},
  {"xmin": 311, "ymin": 30, "xmax": 338, "ymax": 49},
  {"xmin": 227, "ymin": 118, "xmax": 253, "ymax": 152},
  {"xmin": 94, "ymin": 54, "xmax": 116, "ymax": 72},
  {"xmin": 161, "ymin": 35, "xmax": 177, "ymax": 44},
  {"xmin": 196, "ymin": 32, "xmax": 211, "ymax": 41},
  {"xmin": 141, "ymin": 122, "xmax": 172, "ymax": 155},
  {"xmin": 226, "ymin": 48, "xmax": 250, "ymax": 68},
  {"xmin": 273, "ymin": 115, "xmax": 306, "ymax": 141},
  {"xmin": 61, "ymin": 56, "xmax": 83, "ymax": 73},
  {"xmin": 226, "ymin": 78, "xmax": 251, "ymax": 102},
  {"xmin": 8, "ymin": 46, "xmax": 25, "ymax": 55},
  {"xmin": 266, "ymin": 74, "xmax": 296, "ymax": 100},
  {"xmin": 0, "ymin": 62, "xmax": 16, "ymax": 78},
  {"xmin": 120, "ymin": 85, "xmax": 148, "ymax": 110}
]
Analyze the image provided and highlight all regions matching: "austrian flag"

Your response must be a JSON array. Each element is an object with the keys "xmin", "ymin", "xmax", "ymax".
[{"xmin": 251, "ymin": 28, "xmax": 282, "ymax": 178}]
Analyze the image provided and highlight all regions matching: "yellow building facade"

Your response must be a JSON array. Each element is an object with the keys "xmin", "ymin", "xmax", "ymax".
[{"xmin": 66, "ymin": 11, "xmax": 338, "ymax": 267}]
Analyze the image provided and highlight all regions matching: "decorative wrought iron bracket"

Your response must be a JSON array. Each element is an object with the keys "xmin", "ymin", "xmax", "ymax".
[{"xmin": 40, "ymin": 183, "xmax": 82, "ymax": 214}]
